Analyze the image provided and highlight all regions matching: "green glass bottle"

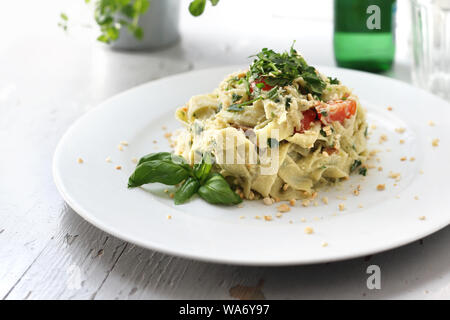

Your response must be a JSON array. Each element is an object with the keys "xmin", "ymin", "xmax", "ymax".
[{"xmin": 334, "ymin": 0, "xmax": 396, "ymax": 72}]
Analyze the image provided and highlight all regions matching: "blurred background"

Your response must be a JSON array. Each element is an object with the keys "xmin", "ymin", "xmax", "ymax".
[{"xmin": 0, "ymin": 0, "xmax": 417, "ymax": 105}]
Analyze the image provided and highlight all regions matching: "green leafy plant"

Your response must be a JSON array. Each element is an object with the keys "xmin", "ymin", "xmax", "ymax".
[
  {"xmin": 188, "ymin": 0, "xmax": 219, "ymax": 16},
  {"xmin": 59, "ymin": 0, "xmax": 220, "ymax": 44},
  {"xmin": 128, "ymin": 152, "xmax": 242, "ymax": 206}
]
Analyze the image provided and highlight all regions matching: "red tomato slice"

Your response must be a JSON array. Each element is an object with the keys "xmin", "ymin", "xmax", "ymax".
[
  {"xmin": 295, "ymin": 109, "xmax": 318, "ymax": 133},
  {"xmin": 316, "ymin": 99, "xmax": 357, "ymax": 124},
  {"xmin": 250, "ymin": 78, "xmax": 275, "ymax": 93}
]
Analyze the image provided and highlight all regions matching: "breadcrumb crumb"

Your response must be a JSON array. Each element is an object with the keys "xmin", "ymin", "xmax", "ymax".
[
  {"xmin": 167, "ymin": 215, "xmax": 172, "ymax": 220},
  {"xmin": 377, "ymin": 184, "xmax": 386, "ymax": 191},
  {"xmin": 120, "ymin": 141, "xmax": 129, "ymax": 146},
  {"xmin": 263, "ymin": 197, "xmax": 273, "ymax": 206},
  {"xmin": 289, "ymin": 199, "xmax": 296, "ymax": 206},
  {"xmin": 338, "ymin": 203, "xmax": 345, "ymax": 211},
  {"xmin": 277, "ymin": 204, "xmax": 291, "ymax": 213},
  {"xmin": 419, "ymin": 216, "xmax": 426, "ymax": 221},
  {"xmin": 304, "ymin": 227, "xmax": 314, "ymax": 234},
  {"xmin": 400, "ymin": 139, "xmax": 405, "ymax": 144},
  {"xmin": 169, "ymin": 193, "xmax": 174, "ymax": 199},
  {"xmin": 115, "ymin": 165, "xmax": 122, "ymax": 170},
  {"xmin": 118, "ymin": 145, "xmax": 124, "ymax": 151},
  {"xmin": 77, "ymin": 157, "xmax": 84, "ymax": 164},
  {"xmin": 264, "ymin": 215, "xmax": 273, "ymax": 221},
  {"xmin": 301, "ymin": 199, "xmax": 310, "ymax": 207},
  {"xmin": 428, "ymin": 121, "xmax": 435, "ymax": 127},
  {"xmin": 322, "ymin": 197, "xmax": 329, "ymax": 205},
  {"xmin": 322, "ymin": 242, "xmax": 328, "ymax": 247},
  {"xmin": 389, "ymin": 172, "xmax": 401, "ymax": 180},
  {"xmin": 379, "ymin": 135, "xmax": 388, "ymax": 144},
  {"xmin": 395, "ymin": 128, "xmax": 406, "ymax": 134},
  {"xmin": 432, "ymin": 138, "xmax": 439, "ymax": 147}
]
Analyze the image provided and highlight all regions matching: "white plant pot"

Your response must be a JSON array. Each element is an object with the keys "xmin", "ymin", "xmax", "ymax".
[{"xmin": 111, "ymin": 0, "xmax": 180, "ymax": 51}]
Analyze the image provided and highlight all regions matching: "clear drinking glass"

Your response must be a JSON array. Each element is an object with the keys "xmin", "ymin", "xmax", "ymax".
[{"xmin": 411, "ymin": 0, "xmax": 450, "ymax": 100}]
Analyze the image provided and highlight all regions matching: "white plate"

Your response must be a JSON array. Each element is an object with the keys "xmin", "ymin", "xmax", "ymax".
[{"xmin": 53, "ymin": 66, "xmax": 450, "ymax": 266}]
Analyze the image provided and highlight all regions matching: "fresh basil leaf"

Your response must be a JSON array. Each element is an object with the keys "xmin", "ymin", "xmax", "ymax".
[
  {"xmin": 137, "ymin": 152, "xmax": 185, "ymax": 166},
  {"xmin": 128, "ymin": 160, "xmax": 191, "ymax": 188},
  {"xmin": 189, "ymin": 0, "xmax": 206, "ymax": 16},
  {"xmin": 174, "ymin": 177, "xmax": 200, "ymax": 205},
  {"xmin": 198, "ymin": 174, "xmax": 242, "ymax": 205},
  {"xmin": 193, "ymin": 154, "xmax": 213, "ymax": 182}
]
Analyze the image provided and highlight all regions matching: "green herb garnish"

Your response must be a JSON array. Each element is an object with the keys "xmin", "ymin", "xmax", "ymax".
[
  {"xmin": 128, "ymin": 152, "xmax": 242, "ymax": 206},
  {"xmin": 328, "ymin": 77, "xmax": 340, "ymax": 85},
  {"xmin": 350, "ymin": 159, "xmax": 362, "ymax": 172},
  {"xmin": 285, "ymin": 97, "xmax": 292, "ymax": 110},
  {"xmin": 247, "ymin": 43, "xmax": 327, "ymax": 97},
  {"xmin": 227, "ymin": 97, "xmax": 263, "ymax": 112},
  {"xmin": 359, "ymin": 167, "xmax": 367, "ymax": 176},
  {"xmin": 231, "ymin": 93, "xmax": 243, "ymax": 103}
]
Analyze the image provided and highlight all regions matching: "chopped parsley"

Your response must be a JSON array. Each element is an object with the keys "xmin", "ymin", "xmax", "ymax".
[
  {"xmin": 231, "ymin": 93, "xmax": 242, "ymax": 103},
  {"xmin": 247, "ymin": 43, "xmax": 327, "ymax": 97},
  {"xmin": 328, "ymin": 77, "xmax": 340, "ymax": 84},
  {"xmin": 227, "ymin": 97, "xmax": 263, "ymax": 112},
  {"xmin": 350, "ymin": 159, "xmax": 362, "ymax": 172},
  {"xmin": 285, "ymin": 97, "xmax": 292, "ymax": 110},
  {"xmin": 359, "ymin": 167, "xmax": 367, "ymax": 176},
  {"xmin": 227, "ymin": 104, "xmax": 244, "ymax": 112}
]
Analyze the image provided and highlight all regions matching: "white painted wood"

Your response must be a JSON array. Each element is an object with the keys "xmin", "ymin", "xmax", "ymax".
[{"xmin": 1, "ymin": 0, "xmax": 448, "ymax": 300}]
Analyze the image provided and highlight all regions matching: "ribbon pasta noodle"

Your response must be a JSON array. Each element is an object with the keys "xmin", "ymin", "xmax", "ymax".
[{"xmin": 173, "ymin": 48, "xmax": 368, "ymax": 201}]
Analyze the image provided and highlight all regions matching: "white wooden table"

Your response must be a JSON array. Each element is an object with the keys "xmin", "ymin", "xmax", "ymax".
[{"xmin": 1, "ymin": 0, "xmax": 449, "ymax": 300}]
